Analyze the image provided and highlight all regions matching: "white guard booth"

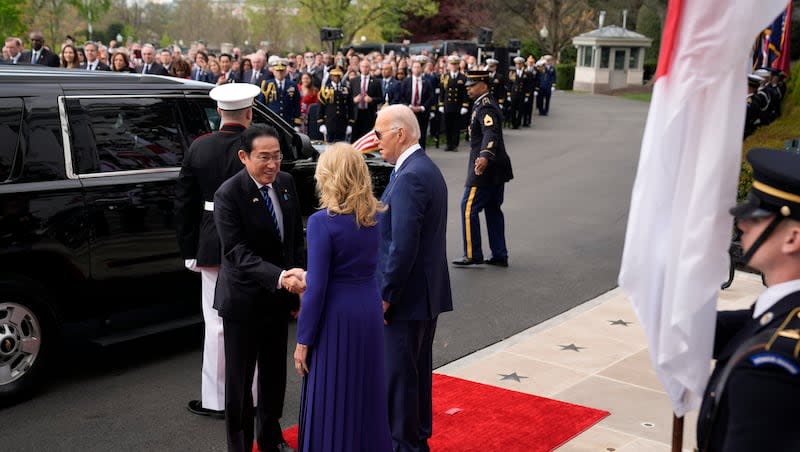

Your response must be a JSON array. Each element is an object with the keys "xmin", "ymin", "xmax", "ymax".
[{"xmin": 572, "ymin": 25, "xmax": 652, "ymax": 93}]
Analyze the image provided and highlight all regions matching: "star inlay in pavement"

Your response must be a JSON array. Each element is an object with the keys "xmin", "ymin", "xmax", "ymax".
[
  {"xmin": 498, "ymin": 372, "xmax": 528, "ymax": 382},
  {"xmin": 609, "ymin": 319, "xmax": 632, "ymax": 326},
  {"xmin": 559, "ymin": 343, "xmax": 586, "ymax": 352}
]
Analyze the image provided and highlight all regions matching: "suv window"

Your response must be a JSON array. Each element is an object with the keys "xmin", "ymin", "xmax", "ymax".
[
  {"xmin": 66, "ymin": 97, "xmax": 185, "ymax": 174},
  {"xmin": 0, "ymin": 98, "xmax": 24, "ymax": 182}
]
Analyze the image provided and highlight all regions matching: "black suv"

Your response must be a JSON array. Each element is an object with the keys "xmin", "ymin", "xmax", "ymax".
[{"xmin": 0, "ymin": 65, "xmax": 392, "ymax": 402}]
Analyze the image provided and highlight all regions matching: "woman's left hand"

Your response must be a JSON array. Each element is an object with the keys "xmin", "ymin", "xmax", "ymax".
[{"xmin": 294, "ymin": 344, "xmax": 309, "ymax": 377}]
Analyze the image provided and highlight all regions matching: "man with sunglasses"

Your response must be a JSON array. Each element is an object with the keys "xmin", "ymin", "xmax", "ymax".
[
  {"xmin": 375, "ymin": 105, "xmax": 453, "ymax": 452},
  {"xmin": 697, "ymin": 148, "xmax": 800, "ymax": 452}
]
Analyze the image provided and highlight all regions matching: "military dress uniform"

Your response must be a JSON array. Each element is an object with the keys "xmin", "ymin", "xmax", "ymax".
[
  {"xmin": 454, "ymin": 71, "xmax": 513, "ymax": 266},
  {"xmin": 440, "ymin": 56, "xmax": 470, "ymax": 151},
  {"xmin": 696, "ymin": 148, "xmax": 800, "ymax": 452},
  {"xmin": 317, "ymin": 75, "xmax": 352, "ymax": 143},
  {"xmin": 175, "ymin": 83, "xmax": 262, "ymax": 416},
  {"xmin": 488, "ymin": 72, "xmax": 507, "ymax": 124},
  {"xmin": 259, "ymin": 76, "xmax": 302, "ymax": 129},
  {"xmin": 508, "ymin": 60, "xmax": 535, "ymax": 129}
]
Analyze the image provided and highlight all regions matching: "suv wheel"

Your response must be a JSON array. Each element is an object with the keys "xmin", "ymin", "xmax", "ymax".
[{"xmin": 0, "ymin": 279, "xmax": 56, "ymax": 404}]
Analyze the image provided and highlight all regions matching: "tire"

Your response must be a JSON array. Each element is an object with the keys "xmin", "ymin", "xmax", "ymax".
[{"xmin": 0, "ymin": 276, "xmax": 59, "ymax": 405}]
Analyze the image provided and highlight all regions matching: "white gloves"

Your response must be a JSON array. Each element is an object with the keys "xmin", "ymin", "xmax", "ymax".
[
  {"xmin": 438, "ymin": 106, "xmax": 444, "ymax": 113},
  {"xmin": 319, "ymin": 125, "xmax": 327, "ymax": 135},
  {"xmin": 460, "ymin": 107, "xmax": 468, "ymax": 115},
  {"xmin": 184, "ymin": 259, "xmax": 200, "ymax": 273},
  {"xmin": 346, "ymin": 125, "xmax": 352, "ymax": 135},
  {"xmin": 294, "ymin": 126, "xmax": 301, "ymax": 133},
  {"xmin": 429, "ymin": 112, "xmax": 435, "ymax": 119},
  {"xmin": 524, "ymin": 98, "xmax": 528, "ymax": 103}
]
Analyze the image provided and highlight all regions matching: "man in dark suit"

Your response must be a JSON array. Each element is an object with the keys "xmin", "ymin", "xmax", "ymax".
[
  {"xmin": 400, "ymin": 60, "xmax": 434, "ymax": 149},
  {"xmin": 218, "ymin": 53, "xmax": 239, "ymax": 84},
  {"xmin": 453, "ymin": 71, "xmax": 514, "ymax": 267},
  {"xmin": 2, "ymin": 37, "xmax": 23, "ymax": 64},
  {"xmin": 137, "ymin": 43, "xmax": 169, "ymax": 75},
  {"xmin": 379, "ymin": 64, "xmax": 402, "ymax": 106},
  {"xmin": 696, "ymin": 148, "xmax": 800, "ymax": 452},
  {"xmin": 213, "ymin": 124, "xmax": 305, "ymax": 452},
  {"xmin": 375, "ymin": 105, "xmax": 453, "ymax": 452},
  {"xmin": 438, "ymin": 55, "xmax": 469, "ymax": 151},
  {"xmin": 243, "ymin": 52, "xmax": 269, "ymax": 86},
  {"xmin": 350, "ymin": 59, "xmax": 382, "ymax": 141},
  {"xmin": 24, "ymin": 32, "xmax": 59, "ymax": 67},
  {"xmin": 175, "ymin": 83, "xmax": 261, "ymax": 421},
  {"xmin": 81, "ymin": 42, "xmax": 110, "ymax": 71}
]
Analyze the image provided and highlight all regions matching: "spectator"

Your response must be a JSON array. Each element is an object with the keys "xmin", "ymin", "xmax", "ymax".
[
  {"xmin": 298, "ymin": 72, "xmax": 318, "ymax": 135},
  {"xmin": 111, "ymin": 51, "xmax": 135, "ymax": 73},
  {"xmin": 2, "ymin": 37, "xmax": 23, "ymax": 64},
  {"xmin": 60, "ymin": 44, "xmax": 80, "ymax": 69},
  {"xmin": 170, "ymin": 58, "xmax": 191, "ymax": 79},
  {"xmin": 82, "ymin": 42, "xmax": 110, "ymax": 71},
  {"xmin": 207, "ymin": 57, "xmax": 222, "ymax": 84}
]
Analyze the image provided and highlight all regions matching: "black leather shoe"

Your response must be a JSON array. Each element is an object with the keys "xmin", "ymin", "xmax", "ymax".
[
  {"xmin": 452, "ymin": 257, "xmax": 484, "ymax": 266},
  {"xmin": 187, "ymin": 400, "xmax": 225, "ymax": 419},
  {"xmin": 485, "ymin": 257, "xmax": 509, "ymax": 267},
  {"xmin": 275, "ymin": 442, "xmax": 295, "ymax": 452}
]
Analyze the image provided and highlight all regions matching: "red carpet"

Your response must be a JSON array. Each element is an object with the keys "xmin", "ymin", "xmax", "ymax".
[{"xmin": 270, "ymin": 373, "xmax": 608, "ymax": 451}]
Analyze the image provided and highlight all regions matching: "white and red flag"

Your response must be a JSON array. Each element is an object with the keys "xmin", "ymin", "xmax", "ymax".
[
  {"xmin": 352, "ymin": 130, "xmax": 380, "ymax": 153},
  {"xmin": 618, "ymin": 0, "xmax": 788, "ymax": 416}
]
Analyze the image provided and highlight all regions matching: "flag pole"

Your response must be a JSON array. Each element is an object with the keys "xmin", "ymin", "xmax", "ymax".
[{"xmin": 672, "ymin": 414, "xmax": 684, "ymax": 452}]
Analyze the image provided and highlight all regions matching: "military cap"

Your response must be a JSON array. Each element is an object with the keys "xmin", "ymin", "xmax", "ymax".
[
  {"xmin": 513, "ymin": 56, "xmax": 525, "ymax": 64},
  {"xmin": 329, "ymin": 66, "xmax": 344, "ymax": 76},
  {"xmin": 271, "ymin": 59, "xmax": 288, "ymax": 71},
  {"xmin": 731, "ymin": 148, "xmax": 800, "ymax": 221},
  {"xmin": 414, "ymin": 55, "xmax": 429, "ymax": 63},
  {"xmin": 485, "ymin": 58, "xmax": 499, "ymax": 66},
  {"xmin": 754, "ymin": 68, "xmax": 772, "ymax": 78},
  {"xmin": 748, "ymin": 74, "xmax": 764, "ymax": 88},
  {"xmin": 465, "ymin": 70, "xmax": 491, "ymax": 87},
  {"xmin": 209, "ymin": 83, "xmax": 260, "ymax": 110},
  {"xmin": 447, "ymin": 55, "xmax": 461, "ymax": 64},
  {"xmin": 760, "ymin": 66, "xmax": 786, "ymax": 79}
]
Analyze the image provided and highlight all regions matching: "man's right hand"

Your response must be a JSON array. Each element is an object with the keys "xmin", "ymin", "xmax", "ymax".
[
  {"xmin": 282, "ymin": 268, "xmax": 307, "ymax": 294},
  {"xmin": 184, "ymin": 259, "xmax": 200, "ymax": 272}
]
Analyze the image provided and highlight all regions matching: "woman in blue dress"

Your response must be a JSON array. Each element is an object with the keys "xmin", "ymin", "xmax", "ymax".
[{"xmin": 294, "ymin": 143, "xmax": 392, "ymax": 451}]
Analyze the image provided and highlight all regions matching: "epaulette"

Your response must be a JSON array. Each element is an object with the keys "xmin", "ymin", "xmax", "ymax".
[{"xmin": 765, "ymin": 307, "xmax": 800, "ymax": 359}]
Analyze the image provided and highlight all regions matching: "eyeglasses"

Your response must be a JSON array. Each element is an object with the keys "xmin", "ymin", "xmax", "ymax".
[
  {"xmin": 374, "ymin": 127, "xmax": 400, "ymax": 140},
  {"xmin": 254, "ymin": 153, "xmax": 283, "ymax": 163}
]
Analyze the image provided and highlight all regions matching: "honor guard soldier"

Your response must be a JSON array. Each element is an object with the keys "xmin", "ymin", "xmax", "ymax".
[
  {"xmin": 697, "ymin": 148, "xmax": 800, "ymax": 452},
  {"xmin": 258, "ymin": 59, "xmax": 302, "ymax": 130},
  {"xmin": 175, "ymin": 83, "xmax": 262, "ymax": 420},
  {"xmin": 536, "ymin": 55, "xmax": 557, "ymax": 116},
  {"xmin": 317, "ymin": 66, "xmax": 353, "ymax": 143},
  {"xmin": 508, "ymin": 56, "xmax": 534, "ymax": 129},
  {"xmin": 453, "ymin": 70, "xmax": 513, "ymax": 267},
  {"xmin": 744, "ymin": 74, "xmax": 766, "ymax": 138},
  {"xmin": 438, "ymin": 55, "xmax": 469, "ymax": 151},
  {"xmin": 485, "ymin": 58, "xmax": 507, "ymax": 126},
  {"xmin": 423, "ymin": 59, "xmax": 442, "ymax": 147}
]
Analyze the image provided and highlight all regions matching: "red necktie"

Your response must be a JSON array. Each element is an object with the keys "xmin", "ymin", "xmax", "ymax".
[
  {"xmin": 413, "ymin": 79, "xmax": 420, "ymax": 106},
  {"xmin": 360, "ymin": 76, "xmax": 367, "ymax": 109}
]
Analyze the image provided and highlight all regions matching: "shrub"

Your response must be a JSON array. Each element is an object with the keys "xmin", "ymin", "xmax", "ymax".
[{"xmin": 555, "ymin": 63, "xmax": 575, "ymax": 91}]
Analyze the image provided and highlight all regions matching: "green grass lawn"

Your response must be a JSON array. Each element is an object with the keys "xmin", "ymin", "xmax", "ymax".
[{"xmin": 622, "ymin": 93, "xmax": 652, "ymax": 102}]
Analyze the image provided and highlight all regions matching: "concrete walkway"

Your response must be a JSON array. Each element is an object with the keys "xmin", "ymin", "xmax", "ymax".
[{"xmin": 436, "ymin": 271, "xmax": 764, "ymax": 451}]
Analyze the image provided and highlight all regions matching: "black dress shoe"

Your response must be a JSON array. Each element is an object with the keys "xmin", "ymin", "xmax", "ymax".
[
  {"xmin": 485, "ymin": 257, "xmax": 509, "ymax": 267},
  {"xmin": 186, "ymin": 400, "xmax": 225, "ymax": 419},
  {"xmin": 452, "ymin": 257, "xmax": 484, "ymax": 266},
  {"xmin": 275, "ymin": 442, "xmax": 295, "ymax": 452}
]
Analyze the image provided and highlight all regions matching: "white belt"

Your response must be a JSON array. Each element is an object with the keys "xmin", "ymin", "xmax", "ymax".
[{"xmin": 204, "ymin": 201, "xmax": 214, "ymax": 211}]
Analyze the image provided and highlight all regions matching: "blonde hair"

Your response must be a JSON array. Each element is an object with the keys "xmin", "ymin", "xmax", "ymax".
[{"xmin": 315, "ymin": 143, "xmax": 385, "ymax": 227}]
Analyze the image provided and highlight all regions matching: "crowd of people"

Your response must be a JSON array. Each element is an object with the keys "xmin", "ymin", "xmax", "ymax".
[
  {"xmin": 745, "ymin": 67, "xmax": 789, "ymax": 138},
  {"xmin": 2, "ymin": 31, "xmax": 557, "ymax": 151}
]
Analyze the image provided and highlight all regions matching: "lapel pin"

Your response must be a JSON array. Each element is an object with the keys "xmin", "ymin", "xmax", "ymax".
[
  {"xmin": 252, "ymin": 197, "xmax": 260, "ymax": 203},
  {"xmin": 760, "ymin": 312, "xmax": 774, "ymax": 326}
]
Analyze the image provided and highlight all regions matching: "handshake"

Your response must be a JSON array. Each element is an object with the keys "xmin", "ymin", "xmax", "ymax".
[{"xmin": 281, "ymin": 268, "xmax": 307, "ymax": 294}]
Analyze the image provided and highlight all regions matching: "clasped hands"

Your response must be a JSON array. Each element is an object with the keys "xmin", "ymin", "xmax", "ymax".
[{"xmin": 282, "ymin": 267, "xmax": 307, "ymax": 294}]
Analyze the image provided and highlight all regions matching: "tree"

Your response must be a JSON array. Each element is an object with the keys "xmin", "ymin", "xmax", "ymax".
[
  {"xmin": 68, "ymin": 0, "xmax": 112, "ymax": 41},
  {"xmin": 502, "ymin": 0, "xmax": 595, "ymax": 61},
  {"xmin": 295, "ymin": 0, "xmax": 437, "ymax": 45},
  {"xmin": 26, "ymin": 0, "xmax": 76, "ymax": 48},
  {"xmin": 0, "ymin": 0, "xmax": 26, "ymax": 39}
]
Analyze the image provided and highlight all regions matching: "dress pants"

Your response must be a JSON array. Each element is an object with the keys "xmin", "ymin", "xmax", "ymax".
[
  {"xmin": 414, "ymin": 111, "xmax": 429, "ymax": 150},
  {"xmin": 199, "ymin": 267, "xmax": 257, "ymax": 411},
  {"xmin": 537, "ymin": 89, "xmax": 552, "ymax": 115},
  {"xmin": 460, "ymin": 184, "xmax": 508, "ymax": 261},
  {"xmin": 223, "ymin": 313, "xmax": 289, "ymax": 452},
  {"xmin": 385, "ymin": 318, "xmax": 437, "ymax": 452},
  {"xmin": 444, "ymin": 111, "xmax": 461, "ymax": 150}
]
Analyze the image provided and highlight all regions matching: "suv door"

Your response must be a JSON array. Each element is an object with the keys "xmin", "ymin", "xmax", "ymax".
[{"xmin": 62, "ymin": 95, "xmax": 198, "ymax": 333}]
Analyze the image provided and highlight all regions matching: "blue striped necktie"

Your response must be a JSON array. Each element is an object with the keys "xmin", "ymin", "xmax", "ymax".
[
  {"xmin": 260, "ymin": 186, "xmax": 281, "ymax": 238},
  {"xmin": 389, "ymin": 169, "xmax": 397, "ymax": 184}
]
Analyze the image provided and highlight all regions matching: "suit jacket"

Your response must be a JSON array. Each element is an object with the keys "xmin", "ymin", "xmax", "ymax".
[
  {"xmin": 137, "ymin": 62, "xmax": 169, "ymax": 76},
  {"xmin": 212, "ymin": 169, "xmax": 305, "ymax": 320},
  {"xmin": 697, "ymin": 291, "xmax": 800, "ymax": 452},
  {"xmin": 175, "ymin": 123, "xmax": 248, "ymax": 266},
  {"xmin": 23, "ymin": 48, "xmax": 59, "ymax": 67},
  {"xmin": 220, "ymin": 70, "xmax": 239, "ymax": 84},
  {"xmin": 190, "ymin": 67, "xmax": 213, "ymax": 82},
  {"xmin": 379, "ymin": 77, "xmax": 402, "ymax": 105},
  {"xmin": 243, "ymin": 68, "xmax": 271, "ymax": 86},
  {"xmin": 81, "ymin": 61, "xmax": 111, "ymax": 71},
  {"xmin": 467, "ymin": 94, "xmax": 513, "ymax": 187},
  {"xmin": 349, "ymin": 74, "xmax": 382, "ymax": 119},
  {"xmin": 400, "ymin": 76, "xmax": 434, "ymax": 111},
  {"xmin": 377, "ymin": 148, "xmax": 453, "ymax": 320}
]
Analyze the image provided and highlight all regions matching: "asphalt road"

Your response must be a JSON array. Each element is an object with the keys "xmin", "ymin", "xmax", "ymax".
[{"xmin": 0, "ymin": 91, "xmax": 649, "ymax": 451}]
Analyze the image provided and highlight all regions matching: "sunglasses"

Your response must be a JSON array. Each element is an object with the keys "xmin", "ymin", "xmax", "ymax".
[{"xmin": 374, "ymin": 127, "xmax": 400, "ymax": 140}]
